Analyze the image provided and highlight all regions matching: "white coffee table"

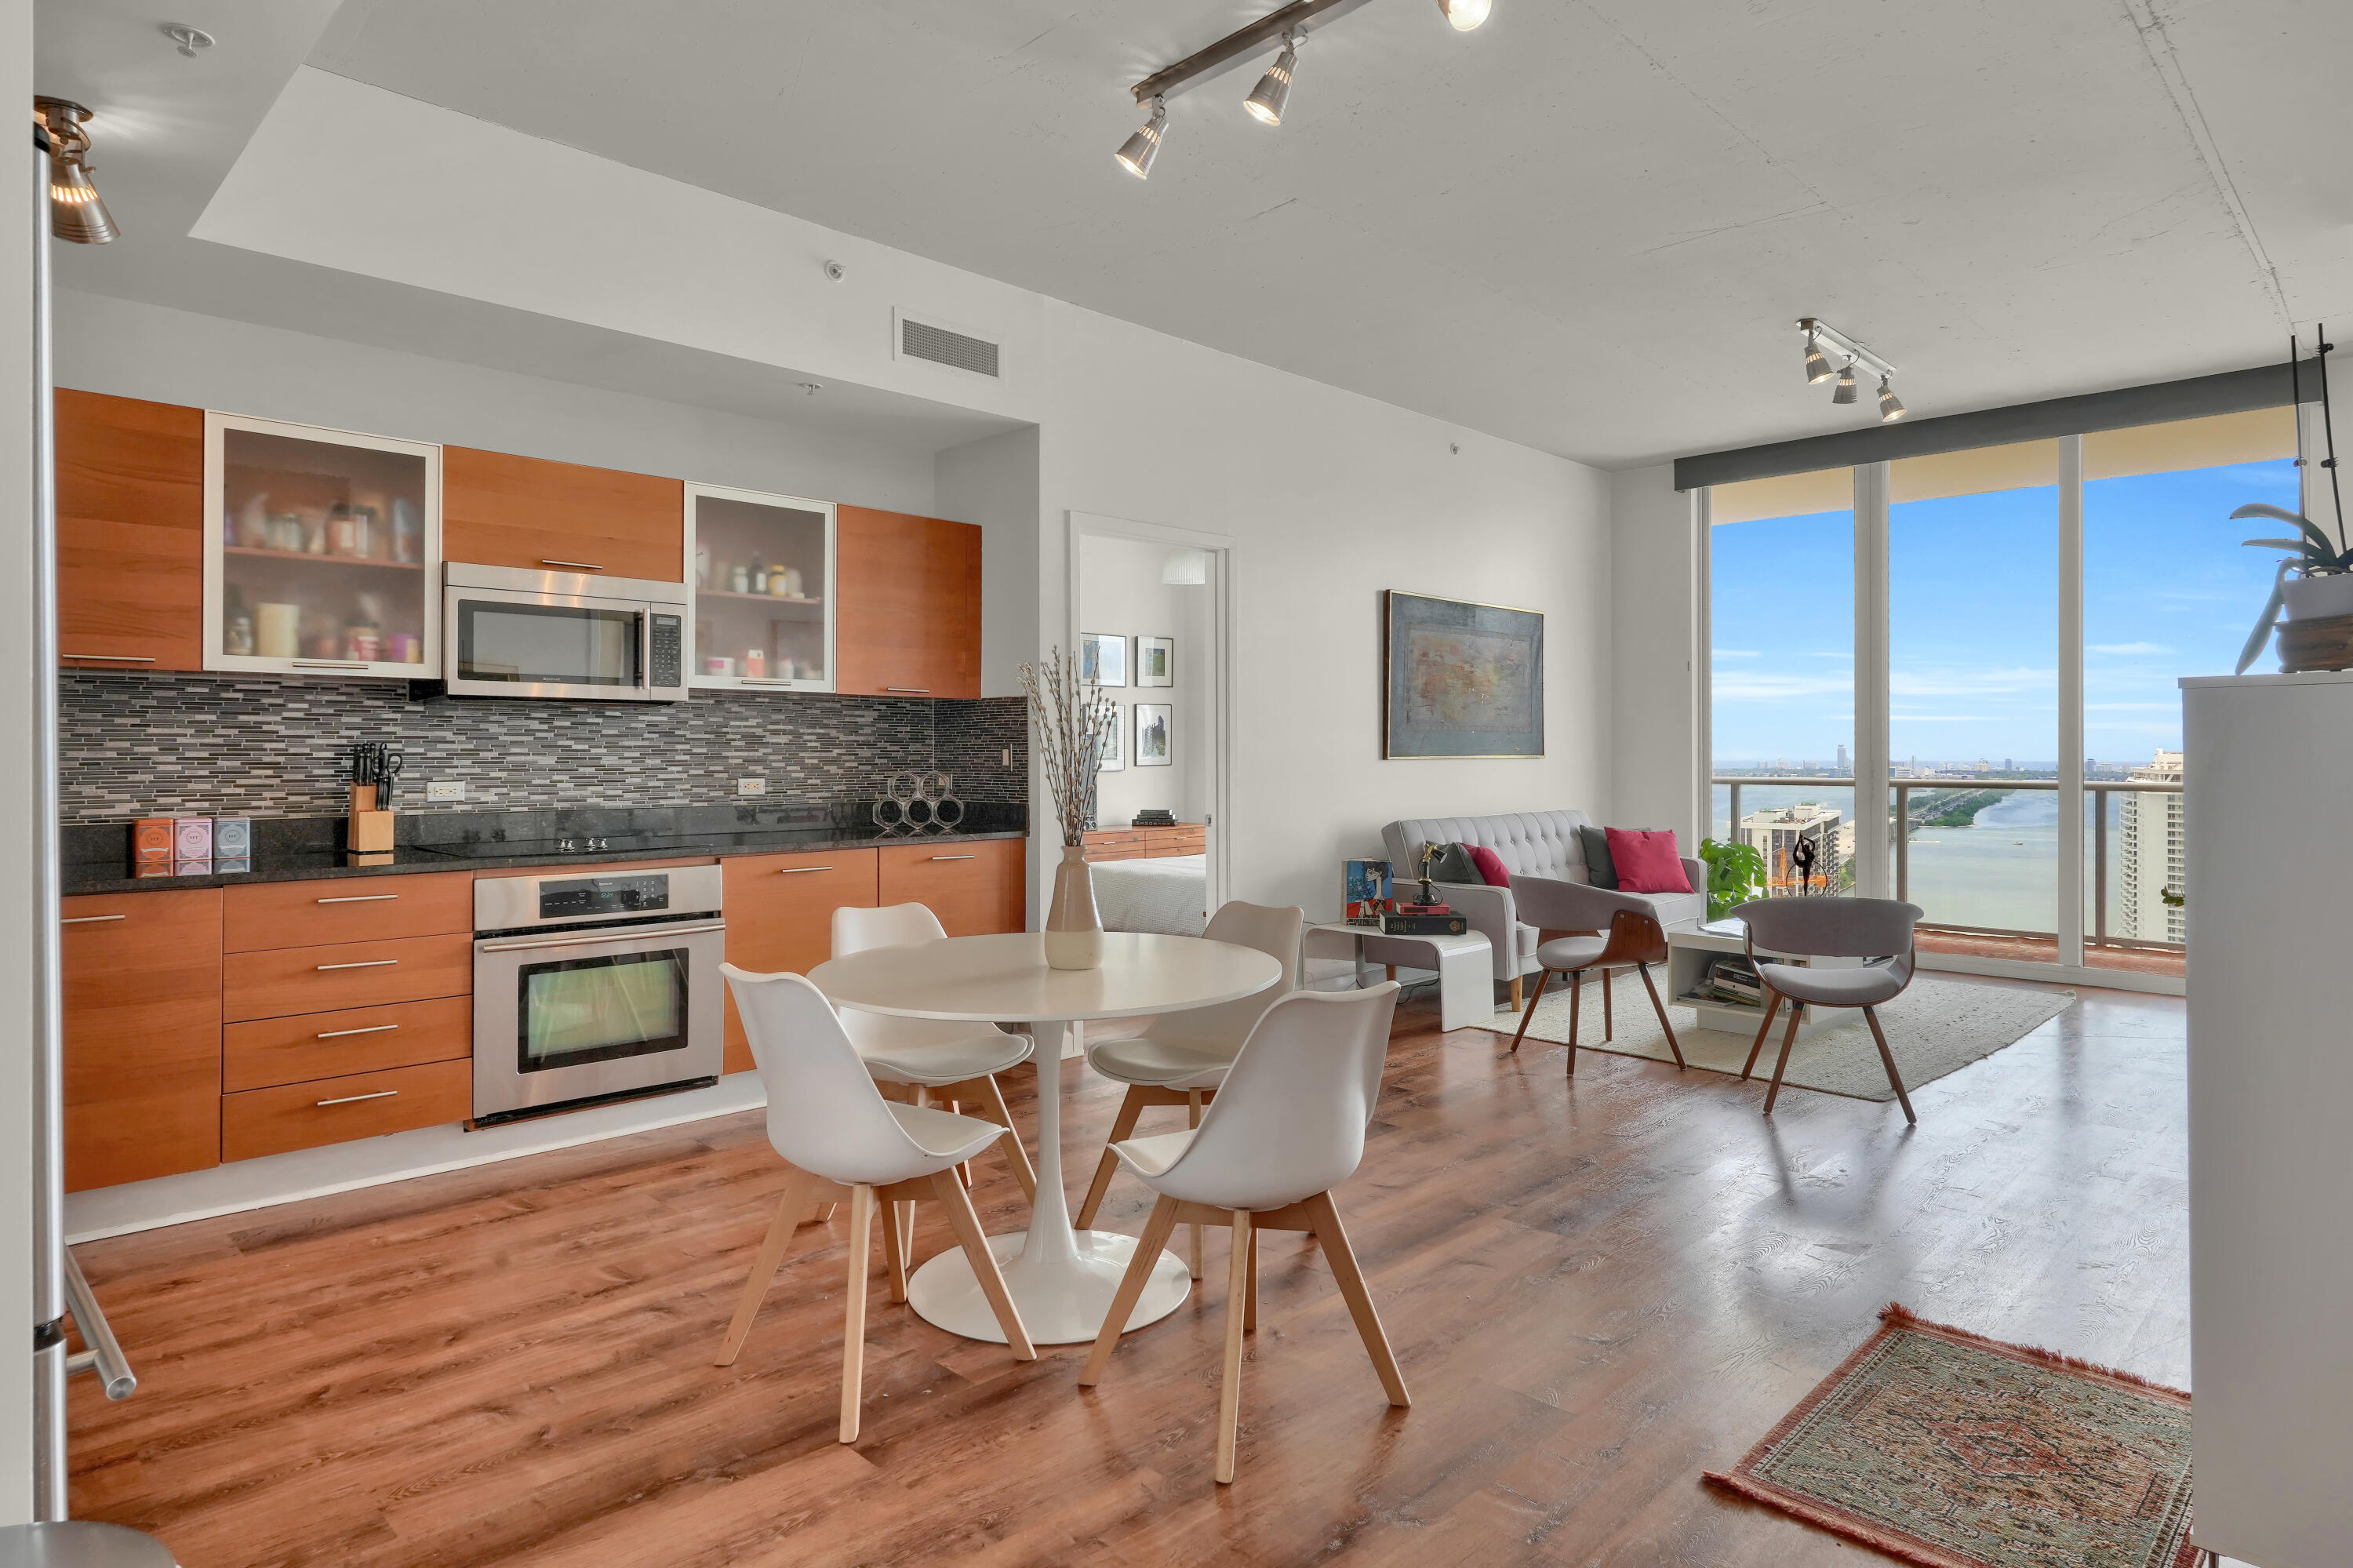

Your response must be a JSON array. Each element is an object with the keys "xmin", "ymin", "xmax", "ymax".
[
  {"xmin": 1666, "ymin": 916, "xmax": 1858, "ymax": 1040},
  {"xmin": 1301, "ymin": 921, "xmax": 1494, "ymax": 1030}
]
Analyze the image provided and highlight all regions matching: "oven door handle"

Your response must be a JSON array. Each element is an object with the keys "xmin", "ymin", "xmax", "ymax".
[{"xmin": 476, "ymin": 919, "xmax": 727, "ymax": 955}]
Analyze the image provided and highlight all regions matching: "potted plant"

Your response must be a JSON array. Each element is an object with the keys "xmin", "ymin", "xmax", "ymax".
[
  {"xmin": 2235, "ymin": 329, "xmax": 2353, "ymax": 671},
  {"xmin": 1020, "ymin": 647, "xmax": 1117, "ymax": 970},
  {"xmin": 1699, "ymin": 837, "xmax": 1768, "ymax": 921}
]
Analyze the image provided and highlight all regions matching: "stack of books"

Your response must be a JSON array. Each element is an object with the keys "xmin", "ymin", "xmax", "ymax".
[
  {"xmin": 1704, "ymin": 955, "xmax": 1766, "ymax": 1008},
  {"xmin": 1380, "ymin": 900, "xmax": 1465, "ymax": 937}
]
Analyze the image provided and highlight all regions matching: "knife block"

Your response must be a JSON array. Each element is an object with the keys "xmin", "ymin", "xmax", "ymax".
[{"xmin": 347, "ymin": 785, "xmax": 395, "ymax": 853}]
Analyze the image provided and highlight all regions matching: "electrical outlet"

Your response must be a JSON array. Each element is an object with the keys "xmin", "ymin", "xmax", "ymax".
[
  {"xmin": 736, "ymin": 777, "xmax": 766, "ymax": 796},
  {"xmin": 426, "ymin": 780, "xmax": 465, "ymax": 802},
  {"xmin": 1002, "ymin": 748, "xmax": 1012, "ymax": 766}
]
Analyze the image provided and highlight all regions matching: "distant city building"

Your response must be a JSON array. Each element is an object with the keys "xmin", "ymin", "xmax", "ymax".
[
  {"xmin": 1741, "ymin": 802, "xmax": 1845, "ymax": 893},
  {"xmin": 1835, "ymin": 743, "xmax": 1850, "ymax": 774},
  {"xmin": 2118, "ymin": 750, "xmax": 2185, "ymax": 943}
]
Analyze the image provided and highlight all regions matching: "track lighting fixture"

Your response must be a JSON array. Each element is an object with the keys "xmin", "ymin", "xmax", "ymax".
[
  {"xmin": 1802, "ymin": 331, "xmax": 1833, "ymax": 385},
  {"xmin": 1436, "ymin": 0, "xmax": 1492, "ymax": 29},
  {"xmin": 1878, "ymin": 375, "xmax": 1906, "ymax": 422},
  {"xmin": 33, "ymin": 98, "xmax": 118, "ymax": 245},
  {"xmin": 1831, "ymin": 360, "xmax": 1859, "ymax": 405},
  {"xmin": 1115, "ymin": 97, "xmax": 1167, "ymax": 179},
  {"xmin": 1797, "ymin": 318, "xmax": 1904, "ymax": 421},
  {"xmin": 1244, "ymin": 31, "xmax": 1300, "ymax": 126}
]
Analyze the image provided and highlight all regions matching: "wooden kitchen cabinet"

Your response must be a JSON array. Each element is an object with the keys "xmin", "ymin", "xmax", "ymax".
[
  {"xmin": 719, "ymin": 848, "xmax": 879, "ymax": 1075},
  {"xmin": 61, "ymin": 889, "xmax": 222, "ymax": 1191},
  {"xmin": 55, "ymin": 389, "xmax": 207, "ymax": 672},
  {"xmin": 443, "ymin": 446, "xmax": 684, "ymax": 583},
  {"xmin": 224, "ymin": 933, "xmax": 474, "ymax": 1022},
  {"xmin": 222, "ymin": 1059, "xmax": 472, "ymax": 1162},
  {"xmin": 835, "ymin": 506, "xmax": 982, "ymax": 697},
  {"xmin": 878, "ymin": 839, "xmax": 1025, "ymax": 938}
]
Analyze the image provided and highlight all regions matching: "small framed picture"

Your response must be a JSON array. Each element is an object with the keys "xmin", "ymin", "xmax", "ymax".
[
  {"xmin": 1081, "ymin": 632, "xmax": 1127, "ymax": 687},
  {"xmin": 1136, "ymin": 703, "xmax": 1172, "ymax": 766},
  {"xmin": 1096, "ymin": 708, "xmax": 1125, "ymax": 772},
  {"xmin": 1136, "ymin": 635, "xmax": 1174, "ymax": 687}
]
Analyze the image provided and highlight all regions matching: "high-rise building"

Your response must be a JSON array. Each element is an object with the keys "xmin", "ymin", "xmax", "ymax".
[
  {"xmin": 1741, "ymin": 802, "xmax": 1845, "ymax": 893},
  {"xmin": 1835, "ymin": 743, "xmax": 1850, "ymax": 774},
  {"xmin": 2118, "ymin": 750, "xmax": 2185, "ymax": 943}
]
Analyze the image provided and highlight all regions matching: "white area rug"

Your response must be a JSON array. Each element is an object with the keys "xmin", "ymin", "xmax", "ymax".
[{"xmin": 1467, "ymin": 971, "xmax": 2073, "ymax": 1101}]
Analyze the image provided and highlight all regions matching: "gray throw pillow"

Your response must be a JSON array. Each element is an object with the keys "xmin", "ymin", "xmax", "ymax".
[
  {"xmin": 1420, "ymin": 842, "xmax": 1480, "ymax": 885},
  {"xmin": 1577, "ymin": 826, "xmax": 1619, "ymax": 889}
]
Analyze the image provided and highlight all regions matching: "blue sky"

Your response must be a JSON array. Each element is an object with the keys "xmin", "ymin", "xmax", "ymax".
[{"xmin": 1710, "ymin": 456, "xmax": 2303, "ymax": 766}]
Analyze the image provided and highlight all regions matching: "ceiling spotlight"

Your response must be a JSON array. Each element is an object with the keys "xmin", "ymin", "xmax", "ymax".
[
  {"xmin": 1803, "ymin": 331, "xmax": 1833, "ymax": 384},
  {"xmin": 1244, "ymin": 31, "xmax": 1300, "ymax": 126},
  {"xmin": 34, "ymin": 98, "xmax": 118, "ymax": 245},
  {"xmin": 1831, "ymin": 359, "xmax": 1859, "ymax": 405},
  {"xmin": 1436, "ymin": 0, "xmax": 1493, "ymax": 30},
  {"xmin": 1878, "ymin": 376, "xmax": 1906, "ymax": 422},
  {"xmin": 1116, "ymin": 96, "xmax": 1166, "ymax": 179}
]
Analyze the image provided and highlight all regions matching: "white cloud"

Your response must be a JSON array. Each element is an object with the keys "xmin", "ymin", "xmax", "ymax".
[
  {"xmin": 2086, "ymin": 641, "xmax": 2170, "ymax": 656},
  {"xmin": 1711, "ymin": 648, "xmax": 1761, "ymax": 659}
]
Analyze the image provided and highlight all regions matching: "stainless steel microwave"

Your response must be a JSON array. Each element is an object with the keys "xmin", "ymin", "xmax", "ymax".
[{"xmin": 442, "ymin": 562, "xmax": 689, "ymax": 701}]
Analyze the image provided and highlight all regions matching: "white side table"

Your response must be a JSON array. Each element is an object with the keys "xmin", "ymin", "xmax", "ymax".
[{"xmin": 1301, "ymin": 921, "xmax": 1494, "ymax": 1031}]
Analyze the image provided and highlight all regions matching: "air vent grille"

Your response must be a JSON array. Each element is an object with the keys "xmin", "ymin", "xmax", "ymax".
[{"xmin": 900, "ymin": 317, "xmax": 1000, "ymax": 378}]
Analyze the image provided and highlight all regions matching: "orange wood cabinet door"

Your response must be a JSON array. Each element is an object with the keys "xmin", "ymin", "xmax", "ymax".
[
  {"xmin": 878, "ymin": 839, "xmax": 1025, "ymax": 937},
  {"xmin": 835, "ymin": 506, "xmax": 981, "ymax": 697},
  {"xmin": 224, "ymin": 995, "xmax": 474, "ymax": 1093},
  {"xmin": 224, "ymin": 934, "xmax": 474, "ymax": 1022},
  {"xmin": 222, "ymin": 1060, "xmax": 472, "ymax": 1162},
  {"xmin": 442, "ymin": 446, "xmax": 684, "ymax": 582},
  {"xmin": 223, "ymin": 871, "xmax": 474, "ymax": 951},
  {"xmin": 61, "ymin": 889, "xmax": 222, "ymax": 1191},
  {"xmin": 719, "ymin": 849, "xmax": 879, "ymax": 1075},
  {"xmin": 55, "ymin": 390, "xmax": 206, "ymax": 671}
]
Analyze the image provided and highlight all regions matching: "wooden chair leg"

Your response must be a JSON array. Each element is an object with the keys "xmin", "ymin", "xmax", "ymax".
[
  {"xmin": 929, "ymin": 1170, "xmax": 1035, "ymax": 1359},
  {"xmin": 1602, "ymin": 967, "xmax": 1614, "ymax": 1040},
  {"xmin": 1384, "ymin": 964, "xmax": 1397, "ymax": 982},
  {"xmin": 1187, "ymin": 1090, "xmax": 1206, "ymax": 1281},
  {"xmin": 1075, "ymin": 1086, "xmax": 1149, "ymax": 1229},
  {"xmin": 1507, "ymin": 967, "xmax": 1551, "ymax": 1053},
  {"xmin": 1862, "ymin": 1006, "xmax": 1917, "ymax": 1125},
  {"xmin": 1243, "ymin": 1224, "xmax": 1260, "ymax": 1334},
  {"xmin": 1304, "ymin": 1191, "xmax": 1409, "ymax": 1407},
  {"xmin": 898, "ymin": 1089, "xmax": 927, "ymax": 1250},
  {"xmin": 1508, "ymin": 974, "xmax": 1524, "ymax": 1010},
  {"xmin": 815, "ymin": 1203, "xmax": 838, "ymax": 1223},
  {"xmin": 1762, "ymin": 1002, "xmax": 1804, "ymax": 1116},
  {"xmin": 946, "ymin": 1098, "xmax": 974, "ymax": 1188},
  {"xmin": 878, "ymin": 1195, "xmax": 910, "ymax": 1304},
  {"xmin": 1638, "ymin": 962, "xmax": 1685, "ymax": 1069},
  {"xmin": 1566, "ymin": 967, "xmax": 1582, "ymax": 1076},
  {"xmin": 1078, "ymin": 1195, "xmax": 1182, "ymax": 1386},
  {"xmin": 1740, "ymin": 991, "xmax": 1784, "ymax": 1079},
  {"xmin": 838, "ymin": 1185, "xmax": 875, "ymax": 1443},
  {"xmin": 715, "ymin": 1170, "xmax": 814, "ymax": 1366},
  {"xmin": 974, "ymin": 1073, "xmax": 1038, "ymax": 1202},
  {"xmin": 1217, "ymin": 1210, "xmax": 1253, "ymax": 1485}
]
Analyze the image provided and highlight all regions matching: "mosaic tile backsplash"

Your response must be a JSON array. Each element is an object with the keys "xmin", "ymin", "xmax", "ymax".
[{"xmin": 59, "ymin": 671, "xmax": 1028, "ymax": 824}]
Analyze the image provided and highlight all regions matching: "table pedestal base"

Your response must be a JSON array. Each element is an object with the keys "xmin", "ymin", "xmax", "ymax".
[{"xmin": 907, "ymin": 1230, "xmax": 1191, "ymax": 1344}]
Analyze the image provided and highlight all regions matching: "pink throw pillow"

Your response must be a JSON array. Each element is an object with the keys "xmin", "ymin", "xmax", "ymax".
[
  {"xmin": 1467, "ymin": 844, "xmax": 1511, "ymax": 887},
  {"xmin": 1606, "ymin": 828, "xmax": 1690, "ymax": 894}
]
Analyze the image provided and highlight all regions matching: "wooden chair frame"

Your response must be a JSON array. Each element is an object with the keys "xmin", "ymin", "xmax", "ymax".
[
  {"xmin": 715, "ymin": 1164, "xmax": 1035, "ymax": 1442},
  {"xmin": 1074, "ymin": 1083, "xmax": 1215, "ymax": 1279},
  {"xmin": 1078, "ymin": 1189, "xmax": 1409, "ymax": 1485},
  {"xmin": 1506, "ymin": 908, "xmax": 1686, "ymax": 1077},
  {"xmin": 1734, "ymin": 929, "xmax": 1918, "ymax": 1124}
]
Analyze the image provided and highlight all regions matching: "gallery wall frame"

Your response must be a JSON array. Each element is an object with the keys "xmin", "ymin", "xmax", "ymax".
[
  {"xmin": 1382, "ymin": 590, "xmax": 1545, "ymax": 759},
  {"xmin": 1136, "ymin": 702, "xmax": 1173, "ymax": 766},
  {"xmin": 1137, "ymin": 635, "xmax": 1174, "ymax": 687}
]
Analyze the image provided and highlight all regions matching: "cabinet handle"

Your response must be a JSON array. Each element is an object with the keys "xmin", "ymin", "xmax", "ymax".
[
  {"xmin": 540, "ymin": 558, "xmax": 605, "ymax": 570},
  {"xmin": 735, "ymin": 677, "xmax": 800, "ymax": 686},
  {"xmin": 776, "ymin": 865, "xmax": 835, "ymax": 874},
  {"xmin": 62, "ymin": 653, "xmax": 155, "ymax": 664},
  {"xmin": 317, "ymin": 1024, "xmax": 398, "ymax": 1039},
  {"xmin": 929, "ymin": 854, "xmax": 976, "ymax": 862},
  {"xmin": 317, "ymin": 894, "xmax": 398, "ymax": 904},
  {"xmin": 883, "ymin": 687, "xmax": 930, "ymax": 694},
  {"xmin": 291, "ymin": 659, "xmax": 369, "ymax": 671},
  {"xmin": 316, "ymin": 959, "xmax": 398, "ymax": 971},
  {"xmin": 60, "ymin": 914, "xmax": 126, "ymax": 924},
  {"xmin": 316, "ymin": 1090, "xmax": 398, "ymax": 1107}
]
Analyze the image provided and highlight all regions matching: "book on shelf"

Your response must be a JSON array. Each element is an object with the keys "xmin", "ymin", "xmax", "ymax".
[
  {"xmin": 1344, "ymin": 859, "xmax": 1393, "ymax": 922},
  {"xmin": 1379, "ymin": 911, "xmax": 1469, "ymax": 937},
  {"xmin": 1391, "ymin": 901, "xmax": 1453, "ymax": 916}
]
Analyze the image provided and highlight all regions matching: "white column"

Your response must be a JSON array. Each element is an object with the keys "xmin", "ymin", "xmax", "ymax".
[
  {"xmin": 2057, "ymin": 435, "xmax": 2086, "ymax": 965},
  {"xmin": 1691, "ymin": 486, "xmax": 1714, "ymax": 848},
  {"xmin": 1851, "ymin": 463, "xmax": 1892, "ymax": 898}
]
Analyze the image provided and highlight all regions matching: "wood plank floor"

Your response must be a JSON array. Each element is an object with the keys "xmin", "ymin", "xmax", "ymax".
[{"xmin": 67, "ymin": 978, "xmax": 2189, "ymax": 1567}]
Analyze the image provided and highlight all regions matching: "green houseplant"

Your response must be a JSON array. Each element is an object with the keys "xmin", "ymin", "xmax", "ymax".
[
  {"xmin": 1699, "ymin": 837, "xmax": 1767, "ymax": 921},
  {"xmin": 2235, "ymin": 329, "xmax": 2352, "ymax": 672}
]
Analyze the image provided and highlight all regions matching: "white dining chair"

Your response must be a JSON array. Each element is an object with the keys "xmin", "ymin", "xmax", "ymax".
[
  {"xmin": 1078, "ymin": 983, "xmax": 1409, "ymax": 1484},
  {"xmin": 1072, "ymin": 900, "xmax": 1303, "ymax": 1279},
  {"xmin": 832, "ymin": 902, "xmax": 1038, "ymax": 1203},
  {"xmin": 713, "ymin": 965, "xmax": 1035, "ymax": 1442}
]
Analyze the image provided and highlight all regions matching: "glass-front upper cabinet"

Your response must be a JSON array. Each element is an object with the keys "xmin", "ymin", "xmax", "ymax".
[
  {"xmin": 686, "ymin": 482, "xmax": 836, "ymax": 692},
  {"xmin": 202, "ymin": 412, "xmax": 441, "ymax": 678}
]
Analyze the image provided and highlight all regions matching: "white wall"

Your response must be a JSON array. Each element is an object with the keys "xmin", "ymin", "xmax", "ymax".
[
  {"xmin": 1609, "ymin": 463, "xmax": 1704, "ymax": 848},
  {"xmin": 1077, "ymin": 534, "xmax": 1209, "ymax": 826},
  {"xmin": 53, "ymin": 291, "xmax": 943, "ymax": 517},
  {"xmin": 934, "ymin": 424, "xmax": 1041, "ymax": 700}
]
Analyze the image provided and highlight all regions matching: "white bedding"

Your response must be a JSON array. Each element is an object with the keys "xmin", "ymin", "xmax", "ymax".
[{"xmin": 1091, "ymin": 853, "xmax": 1207, "ymax": 936}]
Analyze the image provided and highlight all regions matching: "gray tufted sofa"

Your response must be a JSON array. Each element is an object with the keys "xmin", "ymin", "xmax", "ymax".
[{"xmin": 1380, "ymin": 811, "xmax": 1706, "ymax": 999}]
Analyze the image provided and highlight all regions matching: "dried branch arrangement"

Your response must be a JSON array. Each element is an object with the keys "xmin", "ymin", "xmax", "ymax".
[{"xmin": 1020, "ymin": 647, "xmax": 1118, "ymax": 847}]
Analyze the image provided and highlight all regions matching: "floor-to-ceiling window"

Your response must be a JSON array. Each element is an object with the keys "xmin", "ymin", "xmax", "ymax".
[{"xmin": 1708, "ymin": 470, "xmax": 1854, "ymax": 900}]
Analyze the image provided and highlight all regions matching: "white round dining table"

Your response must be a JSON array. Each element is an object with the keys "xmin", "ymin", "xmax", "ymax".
[{"xmin": 808, "ymin": 930, "xmax": 1282, "ymax": 1344}]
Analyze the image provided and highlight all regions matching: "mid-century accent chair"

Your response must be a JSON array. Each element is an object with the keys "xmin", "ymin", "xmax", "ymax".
[
  {"xmin": 1732, "ymin": 896, "xmax": 1926, "ymax": 1123},
  {"xmin": 1080, "ymin": 984, "xmax": 1409, "ymax": 1485},
  {"xmin": 1074, "ymin": 900, "xmax": 1304, "ymax": 1277},
  {"xmin": 1504, "ymin": 873, "xmax": 1686, "ymax": 1075},
  {"xmin": 714, "ymin": 966, "xmax": 1035, "ymax": 1441},
  {"xmin": 831, "ymin": 902, "xmax": 1038, "ymax": 1202}
]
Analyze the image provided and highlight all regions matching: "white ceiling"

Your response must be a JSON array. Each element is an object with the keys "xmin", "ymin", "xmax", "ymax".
[{"xmin": 38, "ymin": 0, "xmax": 2353, "ymax": 468}]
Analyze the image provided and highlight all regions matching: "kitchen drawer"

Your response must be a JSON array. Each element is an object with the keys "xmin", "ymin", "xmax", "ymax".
[
  {"xmin": 223, "ymin": 1060, "xmax": 472, "ymax": 1162},
  {"xmin": 225, "ymin": 933, "xmax": 472, "ymax": 1021},
  {"xmin": 224, "ymin": 872, "xmax": 474, "ymax": 951},
  {"xmin": 720, "ymin": 848, "xmax": 879, "ymax": 1075},
  {"xmin": 1144, "ymin": 833, "xmax": 1206, "ymax": 857},
  {"xmin": 224, "ymin": 994, "xmax": 472, "ymax": 1092},
  {"xmin": 878, "ymin": 839, "xmax": 1025, "ymax": 937}
]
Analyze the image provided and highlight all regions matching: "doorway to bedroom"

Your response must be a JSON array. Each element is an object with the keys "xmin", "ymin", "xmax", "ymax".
[{"xmin": 1068, "ymin": 512, "xmax": 1233, "ymax": 937}]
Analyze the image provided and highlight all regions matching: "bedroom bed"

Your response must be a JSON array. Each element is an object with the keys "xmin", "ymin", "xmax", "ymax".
[{"xmin": 1089, "ymin": 853, "xmax": 1207, "ymax": 937}]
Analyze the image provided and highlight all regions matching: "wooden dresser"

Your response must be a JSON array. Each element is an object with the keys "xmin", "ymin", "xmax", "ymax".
[{"xmin": 1082, "ymin": 823, "xmax": 1206, "ymax": 863}]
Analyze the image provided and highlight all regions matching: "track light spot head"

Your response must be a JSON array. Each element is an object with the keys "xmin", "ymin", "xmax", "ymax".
[
  {"xmin": 1831, "ymin": 359, "xmax": 1860, "ymax": 405},
  {"xmin": 1437, "ymin": 0, "xmax": 1493, "ymax": 31},
  {"xmin": 1878, "ymin": 376, "xmax": 1906, "ymax": 422},
  {"xmin": 1117, "ymin": 96, "xmax": 1167, "ymax": 179}
]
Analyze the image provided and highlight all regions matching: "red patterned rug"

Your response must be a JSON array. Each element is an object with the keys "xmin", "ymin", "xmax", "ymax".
[{"xmin": 1706, "ymin": 1305, "xmax": 2197, "ymax": 1568}]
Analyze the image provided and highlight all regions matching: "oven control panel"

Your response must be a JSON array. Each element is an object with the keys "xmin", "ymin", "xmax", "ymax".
[
  {"xmin": 539, "ymin": 874, "xmax": 667, "ymax": 921},
  {"xmin": 649, "ymin": 613, "xmax": 683, "ymax": 690},
  {"xmin": 474, "ymin": 862, "xmax": 725, "ymax": 933}
]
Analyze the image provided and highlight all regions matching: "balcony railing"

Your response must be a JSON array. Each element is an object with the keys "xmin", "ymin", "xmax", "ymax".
[{"xmin": 1712, "ymin": 775, "xmax": 2185, "ymax": 962}]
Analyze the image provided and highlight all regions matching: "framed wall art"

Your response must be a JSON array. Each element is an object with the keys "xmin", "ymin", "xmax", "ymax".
[
  {"xmin": 1081, "ymin": 632, "xmax": 1127, "ymax": 687},
  {"xmin": 1135, "ymin": 702, "xmax": 1172, "ymax": 766},
  {"xmin": 1096, "ymin": 707, "xmax": 1126, "ymax": 771},
  {"xmin": 1383, "ymin": 591, "xmax": 1544, "ymax": 759},
  {"xmin": 1136, "ymin": 635, "xmax": 1174, "ymax": 687}
]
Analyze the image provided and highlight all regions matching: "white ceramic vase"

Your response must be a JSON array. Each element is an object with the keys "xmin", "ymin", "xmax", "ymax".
[
  {"xmin": 1044, "ymin": 844, "xmax": 1104, "ymax": 970},
  {"xmin": 2282, "ymin": 571, "xmax": 2353, "ymax": 622}
]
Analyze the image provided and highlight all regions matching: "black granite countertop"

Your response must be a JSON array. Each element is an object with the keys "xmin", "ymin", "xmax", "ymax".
[{"xmin": 63, "ymin": 802, "xmax": 1028, "ymax": 897}]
